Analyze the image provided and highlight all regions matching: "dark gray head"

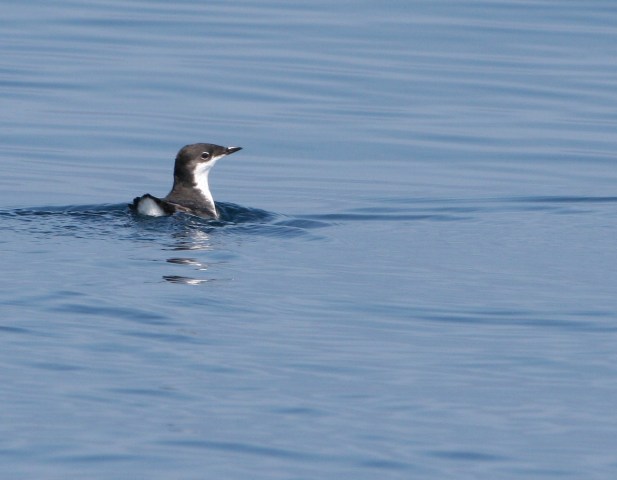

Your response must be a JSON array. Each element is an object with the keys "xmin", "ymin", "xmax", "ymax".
[
  {"xmin": 164, "ymin": 143, "xmax": 242, "ymax": 216},
  {"xmin": 173, "ymin": 143, "xmax": 242, "ymax": 185}
]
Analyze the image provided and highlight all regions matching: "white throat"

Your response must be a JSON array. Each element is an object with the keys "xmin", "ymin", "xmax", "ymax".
[
  {"xmin": 193, "ymin": 155, "xmax": 223, "ymax": 207},
  {"xmin": 194, "ymin": 166, "xmax": 214, "ymax": 206}
]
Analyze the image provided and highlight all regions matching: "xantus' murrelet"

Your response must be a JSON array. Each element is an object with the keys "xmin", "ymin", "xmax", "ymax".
[{"xmin": 131, "ymin": 143, "xmax": 242, "ymax": 219}]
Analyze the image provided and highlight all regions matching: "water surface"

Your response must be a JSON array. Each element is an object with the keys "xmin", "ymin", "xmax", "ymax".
[{"xmin": 2, "ymin": 1, "xmax": 617, "ymax": 479}]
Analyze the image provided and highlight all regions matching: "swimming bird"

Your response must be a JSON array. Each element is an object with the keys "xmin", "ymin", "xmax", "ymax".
[{"xmin": 131, "ymin": 143, "xmax": 242, "ymax": 219}]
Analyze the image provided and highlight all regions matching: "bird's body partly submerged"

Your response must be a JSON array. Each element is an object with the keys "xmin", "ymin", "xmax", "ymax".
[{"xmin": 131, "ymin": 143, "xmax": 242, "ymax": 219}]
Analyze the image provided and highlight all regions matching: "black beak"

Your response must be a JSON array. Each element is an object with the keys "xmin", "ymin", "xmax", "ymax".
[{"xmin": 226, "ymin": 146, "xmax": 242, "ymax": 155}]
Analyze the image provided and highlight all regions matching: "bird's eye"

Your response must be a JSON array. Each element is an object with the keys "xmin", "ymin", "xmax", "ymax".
[{"xmin": 200, "ymin": 151, "xmax": 211, "ymax": 160}]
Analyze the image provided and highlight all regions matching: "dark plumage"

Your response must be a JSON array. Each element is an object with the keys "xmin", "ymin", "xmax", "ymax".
[{"xmin": 130, "ymin": 143, "xmax": 242, "ymax": 219}]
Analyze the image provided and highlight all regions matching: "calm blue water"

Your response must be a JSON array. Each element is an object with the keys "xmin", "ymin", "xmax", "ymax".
[{"xmin": 2, "ymin": 1, "xmax": 617, "ymax": 478}]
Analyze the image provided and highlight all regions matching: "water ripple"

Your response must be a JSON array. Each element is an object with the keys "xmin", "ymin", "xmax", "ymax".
[
  {"xmin": 0, "ymin": 201, "xmax": 329, "ymax": 244},
  {"xmin": 2, "ymin": 193, "xmax": 615, "ymax": 248}
]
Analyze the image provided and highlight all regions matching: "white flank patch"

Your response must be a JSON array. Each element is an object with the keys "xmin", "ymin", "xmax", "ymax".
[{"xmin": 137, "ymin": 197, "xmax": 166, "ymax": 217}]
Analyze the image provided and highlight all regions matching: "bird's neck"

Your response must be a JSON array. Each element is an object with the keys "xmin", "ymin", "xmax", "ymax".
[
  {"xmin": 167, "ymin": 170, "xmax": 217, "ymax": 217},
  {"xmin": 193, "ymin": 170, "xmax": 214, "ymax": 208}
]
